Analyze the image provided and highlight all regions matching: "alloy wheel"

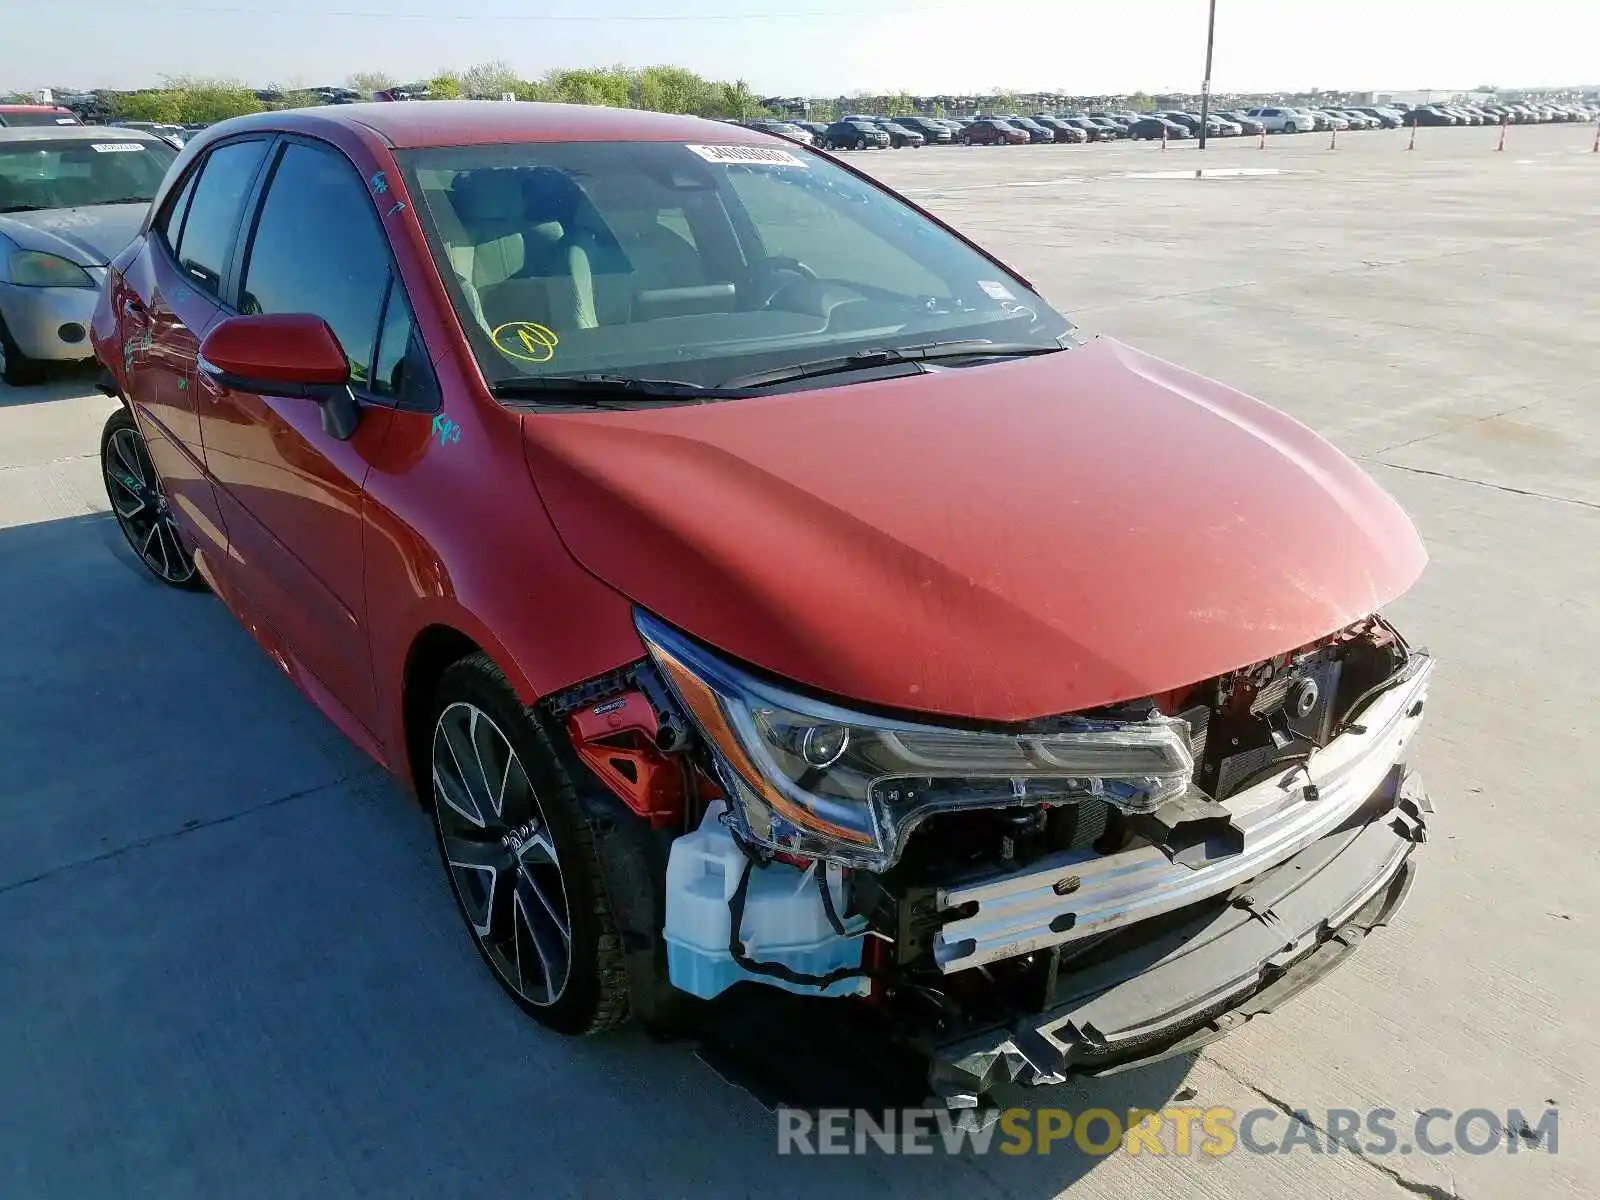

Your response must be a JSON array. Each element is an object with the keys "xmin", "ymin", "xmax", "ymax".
[
  {"xmin": 432, "ymin": 700, "xmax": 573, "ymax": 1008},
  {"xmin": 103, "ymin": 424, "xmax": 197, "ymax": 585}
]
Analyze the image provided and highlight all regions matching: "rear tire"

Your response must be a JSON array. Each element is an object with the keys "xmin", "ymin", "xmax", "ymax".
[
  {"xmin": 428, "ymin": 653, "xmax": 630, "ymax": 1036},
  {"xmin": 100, "ymin": 408, "xmax": 205, "ymax": 590}
]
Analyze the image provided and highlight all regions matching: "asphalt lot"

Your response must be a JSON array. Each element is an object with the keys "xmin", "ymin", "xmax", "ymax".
[{"xmin": 2, "ymin": 121, "xmax": 1596, "ymax": 1199}]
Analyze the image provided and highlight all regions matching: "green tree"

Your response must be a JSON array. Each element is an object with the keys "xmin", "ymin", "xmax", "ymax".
[
  {"xmin": 178, "ymin": 87, "xmax": 263, "ymax": 124},
  {"xmin": 511, "ymin": 78, "xmax": 554, "ymax": 102},
  {"xmin": 883, "ymin": 91, "xmax": 916, "ymax": 117},
  {"xmin": 717, "ymin": 79, "xmax": 766, "ymax": 119},
  {"xmin": 347, "ymin": 70, "xmax": 396, "ymax": 97},
  {"xmin": 630, "ymin": 65, "xmax": 717, "ymax": 115},
  {"xmin": 112, "ymin": 91, "xmax": 184, "ymax": 123},
  {"xmin": 543, "ymin": 68, "xmax": 630, "ymax": 108},
  {"xmin": 429, "ymin": 72, "xmax": 463, "ymax": 100},
  {"xmin": 149, "ymin": 75, "xmax": 263, "ymax": 123},
  {"xmin": 460, "ymin": 59, "xmax": 520, "ymax": 99}
]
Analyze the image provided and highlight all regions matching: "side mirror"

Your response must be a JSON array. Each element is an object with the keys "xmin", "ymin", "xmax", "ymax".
[{"xmin": 198, "ymin": 314, "xmax": 362, "ymax": 440}]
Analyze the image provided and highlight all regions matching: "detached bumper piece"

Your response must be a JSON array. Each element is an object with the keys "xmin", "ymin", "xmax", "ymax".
[{"xmin": 928, "ymin": 766, "xmax": 1433, "ymax": 1108}]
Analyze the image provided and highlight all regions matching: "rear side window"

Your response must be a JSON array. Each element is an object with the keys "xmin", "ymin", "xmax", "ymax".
[
  {"xmin": 177, "ymin": 138, "xmax": 269, "ymax": 296},
  {"xmin": 238, "ymin": 141, "xmax": 393, "ymax": 386}
]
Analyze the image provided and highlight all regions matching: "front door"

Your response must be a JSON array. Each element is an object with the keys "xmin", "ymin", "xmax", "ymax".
[{"xmin": 196, "ymin": 138, "xmax": 409, "ymax": 746}]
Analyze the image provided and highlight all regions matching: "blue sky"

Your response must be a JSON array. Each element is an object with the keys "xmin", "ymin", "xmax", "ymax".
[{"xmin": 6, "ymin": 0, "xmax": 1596, "ymax": 95}]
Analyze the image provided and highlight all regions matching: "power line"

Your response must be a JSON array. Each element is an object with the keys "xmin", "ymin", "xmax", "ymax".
[{"xmin": 10, "ymin": 0, "xmax": 983, "ymax": 21}]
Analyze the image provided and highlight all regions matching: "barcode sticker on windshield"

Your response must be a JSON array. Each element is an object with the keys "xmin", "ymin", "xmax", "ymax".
[
  {"xmin": 684, "ymin": 143, "xmax": 807, "ymax": 168},
  {"xmin": 91, "ymin": 142, "xmax": 146, "ymax": 153},
  {"xmin": 978, "ymin": 280, "xmax": 1016, "ymax": 300}
]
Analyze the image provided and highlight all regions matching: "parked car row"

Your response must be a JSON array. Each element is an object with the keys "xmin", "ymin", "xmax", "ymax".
[
  {"xmin": 1398, "ymin": 100, "xmax": 1596, "ymax": 126},
  {"xmin": 789, "ymin": 112, "xmax": 1127, "ymax": 149},
  {"xmin": 1247, "ymin": 101, "xmax": 1598, "ymax": 132},
  {"xmin": 775, "ymin": 100, "xmax": 1599, "ymax": 151}
]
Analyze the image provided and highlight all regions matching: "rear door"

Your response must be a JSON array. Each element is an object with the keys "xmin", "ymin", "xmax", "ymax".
[
  {"xmin": 119, "ymin": 136, "xmax": 273, "ymax": 568},
  {"xmin": 197, "ymin": 136, "xmax": 433, "ymax": 744}
]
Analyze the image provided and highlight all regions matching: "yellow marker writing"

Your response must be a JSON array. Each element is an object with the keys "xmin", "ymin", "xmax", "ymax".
[{"xmin": 491, "ymin": 321, "xmax": 560, "ymax": 364}]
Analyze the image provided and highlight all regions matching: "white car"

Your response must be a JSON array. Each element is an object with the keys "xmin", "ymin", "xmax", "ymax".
[{"xmin": 1245, "ymin": 106, "xmax": 1313, "ymax": 133}]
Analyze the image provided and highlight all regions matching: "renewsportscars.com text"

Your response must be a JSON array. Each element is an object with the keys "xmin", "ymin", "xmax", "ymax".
[{"xmin": 777, "ymin": 1105, "xmax": 1559, "ymax": 1157}]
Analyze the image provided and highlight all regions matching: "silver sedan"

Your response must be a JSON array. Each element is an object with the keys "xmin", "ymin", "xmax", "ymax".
[{"xmin": 0, "ymin": 126, "xmax": 176, "ymax": 385}]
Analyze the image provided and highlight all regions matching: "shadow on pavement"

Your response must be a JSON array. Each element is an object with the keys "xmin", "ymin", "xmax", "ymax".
[
  {"xmin": 0, "ymin": 361, "xmax": 103, "ymax": 408},
  {"xmin": 0, "ymin": 510, "xmax": 1196, "ymax": 1198}
]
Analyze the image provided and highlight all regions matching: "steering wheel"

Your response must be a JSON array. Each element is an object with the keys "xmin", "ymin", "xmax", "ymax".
[{"xmin": 753, "ymin": 256, "xmax": 820, "ymax": 307}]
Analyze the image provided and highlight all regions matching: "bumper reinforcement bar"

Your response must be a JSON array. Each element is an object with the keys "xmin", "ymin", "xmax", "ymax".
[{"xmin": 928, "ymin": 775, "xmax": 1430, "ymax": 1107}]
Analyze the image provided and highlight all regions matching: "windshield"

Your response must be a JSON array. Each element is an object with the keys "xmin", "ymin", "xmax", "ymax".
[
  {"xmin": 399, "ymin": 139, "xmax": 1070, "ymax": 392},
  {"xmin": 0, "ymin": 138, "xmax": 175, "ymax": 212}
]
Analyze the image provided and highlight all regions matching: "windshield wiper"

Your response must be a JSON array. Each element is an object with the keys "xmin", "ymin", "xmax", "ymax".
[
  {"xmin": 718, "ymin": 340, "xmax": 1066, "ymax": 390},
  {"xmin": 85, "ymin": 196, "xmax": 153, "ymax": 207},
  {"xmin": 489, "ymin": 373, "xmax": 755, "ymax": 408},
  {"xmin": 0, "ymin": 204, "xmax": 44, "ymax": 213}
]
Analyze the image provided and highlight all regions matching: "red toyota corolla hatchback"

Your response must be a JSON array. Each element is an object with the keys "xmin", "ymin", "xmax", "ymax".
[{"xmin": 92, "ymin": 102, "xmax": 1436, "ymax": 1105}]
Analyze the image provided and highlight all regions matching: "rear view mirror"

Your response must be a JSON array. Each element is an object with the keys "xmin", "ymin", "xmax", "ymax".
[{"xmin": 198, "ymin": 314, "xmax": 362, "ymax": 440}]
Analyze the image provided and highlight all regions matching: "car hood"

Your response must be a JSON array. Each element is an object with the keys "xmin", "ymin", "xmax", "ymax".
[
  {"xmin": 521, "ymin": 337, "xmax": 1427, "ymax": 723},
  {"xmin": 0, "ymin": 203, "xmax": 147, "ymax": 267}
]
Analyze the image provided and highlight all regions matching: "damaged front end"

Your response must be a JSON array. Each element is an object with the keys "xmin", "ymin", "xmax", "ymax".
[{"xmin": 579, "ymin": 609, "xmax": 1434, "ymax": 1107}]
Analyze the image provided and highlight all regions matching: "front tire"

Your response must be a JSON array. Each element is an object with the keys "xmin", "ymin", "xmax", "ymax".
[
  {"xmin": 100, "ymin": 408, "xmax": 204, "ymax": 589},
  {"xmin": 428, "ymin": 653, "xmax": 630, "ymax": 1035},
  {"xmin": 0, "ymin": 315, "xmax": 46, "ymax": 387}
]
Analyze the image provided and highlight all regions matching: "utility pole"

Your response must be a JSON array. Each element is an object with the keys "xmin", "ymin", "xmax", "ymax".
[{"xmin": 1198, "ymin": 0, "xmax": 1219, "ymax": 149}]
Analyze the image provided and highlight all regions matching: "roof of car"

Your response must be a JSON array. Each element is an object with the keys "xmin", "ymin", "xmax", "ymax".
[
  {"xmin": 212, "ymin": 100, "xmax": 778, "ymax": 150},
  {"xmin": 0, "ymin": 104, "xmax": 75, "ymax": 112},
  {"xmin": 0, "ymin": 125, "xmax": 163, "ymax": 143}
]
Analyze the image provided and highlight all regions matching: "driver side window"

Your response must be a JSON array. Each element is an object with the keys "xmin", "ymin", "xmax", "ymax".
[
  {"xmin": 722, "ymin": 167, "xmax": 950, "ymax": 300},
  {"xmin": 238, "ymin": 141, "xmax": 391, "ymax": 388}
]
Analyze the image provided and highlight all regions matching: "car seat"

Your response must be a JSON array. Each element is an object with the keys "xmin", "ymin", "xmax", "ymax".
[{"xmin": 468, "ymin": 167, "xmax": 608, "ymax": 335}]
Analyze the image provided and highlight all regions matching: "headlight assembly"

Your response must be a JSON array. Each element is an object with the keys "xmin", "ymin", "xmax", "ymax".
[
  {"xmin": 7, "ymin": 250, "xmax": 95, "ymax": 288},
  {"xmin": 635, "ymin": 610, "xmax": 1195, "ymax": 871}
]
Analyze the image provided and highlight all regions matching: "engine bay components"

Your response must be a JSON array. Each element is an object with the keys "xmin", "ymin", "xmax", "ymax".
[{"xmin": 558, "ymin": 611, "xmax": 1431, "ymax": 1106}]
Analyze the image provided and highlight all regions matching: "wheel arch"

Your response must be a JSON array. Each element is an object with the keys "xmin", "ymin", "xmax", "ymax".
[{"xmin": 400, "ymin": 622, "xmax": 490, "ymax": 807}]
